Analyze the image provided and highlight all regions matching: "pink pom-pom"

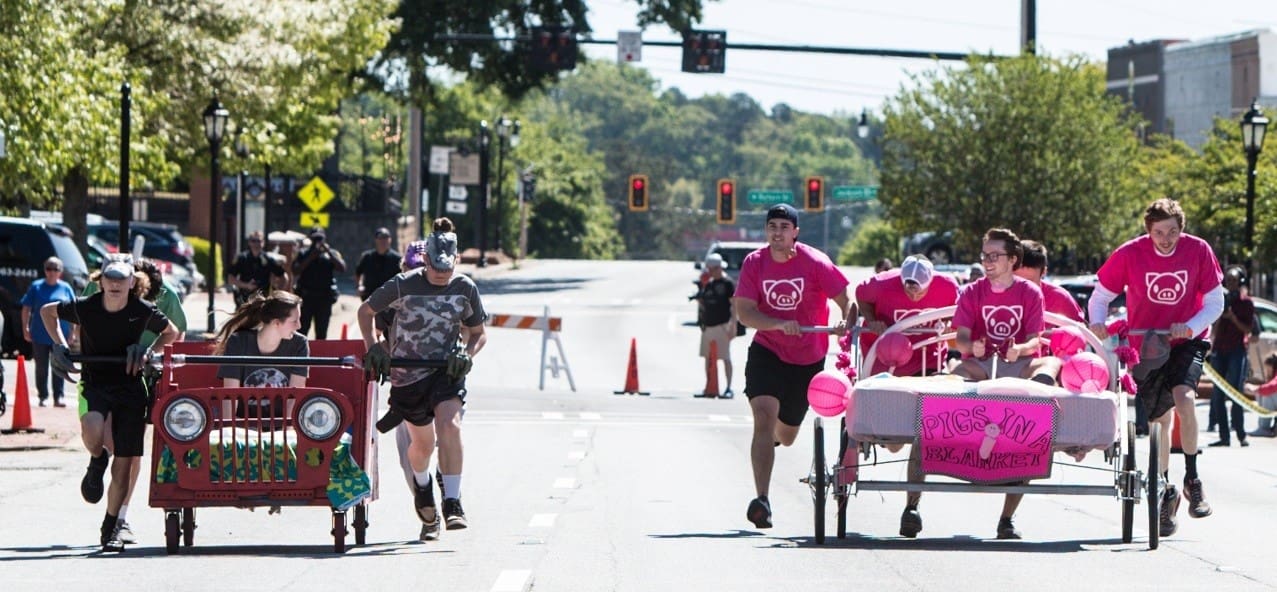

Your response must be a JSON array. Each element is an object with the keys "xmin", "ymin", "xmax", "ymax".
[
  {"xmin": 1106, "ymin": 319, "xmax": 1129, "ymax": 339},
  {"xmin": 1119, "ymin": 373, "xmax": 1137, "ymax": 394},
  {"xmin": 838, "ymin": 333, "xmax": 852, "ymax": 351},
  {"xmin": 842, "ymin": 365, "xmax": 857, "ymax": 380},
  {"xmin": 807, "ymin": 370, "xmax": 852, "ymax": 417},
  {"xmin": 1114, "ymin": 345, "xmax": 1139, "ymax": 367},
  {"xmin": 835, "ymin": 351, "xmax": 851, "ymax": 369}
]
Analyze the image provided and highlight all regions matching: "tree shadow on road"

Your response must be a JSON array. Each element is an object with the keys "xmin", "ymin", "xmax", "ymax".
[
  {"xmin": 648, "ymin": 531, "xmax": 1143, "ymax": 553},
  {"xmin": 0, "ymin": 540, "xmax": 450, "ymax": 560},
  {"xmin": 473, "ymin": 276, "xmax": 589, "ymax": 296}
]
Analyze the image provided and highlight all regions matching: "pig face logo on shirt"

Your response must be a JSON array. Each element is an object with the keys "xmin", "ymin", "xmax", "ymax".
[
  {"xmin": 981, "ymin": 305, "xmax": 1023, "ymax": 341},
  {"xmin": 1145, "ymin": 271, "xmax": 1187, "ymax": 305},
  {"xmin": 763, "ymin": 278, "xmax": 804, "ymax": 311}
]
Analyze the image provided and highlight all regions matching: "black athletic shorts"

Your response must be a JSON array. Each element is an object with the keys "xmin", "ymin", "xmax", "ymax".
[
  {"xmin": 84, "ymin": 382, "xmax": 148, "ymax": 457},
  {"xmin": 1135, "ymin": 339, "xmax": 1209, "ymax": 421},
  {"xmin": 744, "ymin": 341, "xmax": 825, "ymax": 427},
  {"xmin": 389, "ymin": 371, "xmax": 467, "ymax": 426}
]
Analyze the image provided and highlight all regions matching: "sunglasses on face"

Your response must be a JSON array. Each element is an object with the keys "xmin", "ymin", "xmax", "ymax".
[{"xmin": 45, "ymin": 267, "xmax": 61, "ymax": 272}]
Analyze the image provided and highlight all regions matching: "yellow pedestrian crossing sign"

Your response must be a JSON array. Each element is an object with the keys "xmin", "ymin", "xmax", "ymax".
[
  {"xmin": 298, "ymin": 176, "xmax": 335, "ymax": 212},
  {"xmin": 299, "ymin": 211, "xmax": 330, "ymax": 228}
]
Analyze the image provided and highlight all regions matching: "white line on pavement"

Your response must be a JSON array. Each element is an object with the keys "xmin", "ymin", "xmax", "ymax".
[
  {"xmin": 553, "ymin": 477, "xmax": 577, "ymax": 489},
  {"xmin": 541, "ymin": 411, "xmax": 565, "ymax": 420},
  {"xmin": 572, "ymin": 429, "xmax": 589, "ymax": 438},
  {"xmin": 709, "ymin": 415, "xmax": 732, "ymax": 422},
  {"xmin": 528, "ymin": 513, "xmax": 557, "ymax": 528},
  {"xmin": 491, "ymin": 570, "xmax": 532, "ymax": 592},
  {"xmin": 579, "ymin": 412, "xmax": 602, "ymax": 420},
  {"xmin": 568, "ymin": 450, "xmax": 586, "ymax": 460}
]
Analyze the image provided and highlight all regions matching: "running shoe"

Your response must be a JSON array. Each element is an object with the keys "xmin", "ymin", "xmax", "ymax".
[
  {"xmin": 1160, "ymin": 483, "xmax": 1181, "ymax": 537},
  {"xmin": 116, "ymin": 520, "xmax": 136, "ymax": 544},
  {"xmin": 1183, "ymin": 477, "xmax": 1212, "ymax": 518},
  {"xmin": 899, "ymin": 506, "xmax": 922, "ymax": 538},
  {"xmin": 81, "ymin": 451, "xmax": 110, "ymax": 504},
  {"xmin": 996, "ymin": 516, "xmax": 1022, "ymax": 540},
  {"xmin": 721, "ymin": 388, "xmax": 735, "ymax": 399},
  {"xmin": 746, "ymin": 496, "xmax": 772, "ymax": 529},
  {"xmin": 414, "ymin": 481, "xmax": 438, "ymax": 525},
  {"xmin": 101, "ymin": 520, "xmax": 125, "ymax": 553},
  {"xmin": 442, "ymin": 498, "xmax": 468, "ymax": 530}
]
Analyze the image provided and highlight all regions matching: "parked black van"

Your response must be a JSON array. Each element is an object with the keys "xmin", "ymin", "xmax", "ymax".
[{"xmin": 0, "ymin": 217, "xmax": 90, "ymax": 357}]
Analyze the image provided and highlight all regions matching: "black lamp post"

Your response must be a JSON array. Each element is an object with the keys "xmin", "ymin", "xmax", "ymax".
[
  {"xmin": 477, "ymin": 120, "xmax": 491, "ymax": 268},
  {"xmin": 263, "ymin": 129, "xmax": 273, "ymax": 237},
  {"xmin": 857, "ymin": 109, "xmax": 870, "ymax": 139},
  {"xmin": 203, "ymin": 97, "xmax": 229, "ymax": 334},
  {"xmin": 1241, "ymin": 100, "xmax": 1269, "ymax": 277},
  {"xmin": 493, "ymin": 117, "xmax": 521, "ymax": 254}
]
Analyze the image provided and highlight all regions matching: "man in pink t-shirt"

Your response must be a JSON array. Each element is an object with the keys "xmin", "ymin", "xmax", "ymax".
[
  {"xmin": 856, "ymin": 255, "xmax": 959, "ymax": 376},
  {"xmin": 733, "ymin": 203, "xmax": 852, "ymax": 530},
  {"xmin": 1014, "ymin": 239, "xmax": 1085, "ymax": 325},
  {"xmin": 948, "ymin": 228, "xmax": 1060, "ymax": 541},
  {"xmin": 1087, "ymin": 198, "xmax": 1223, "ymax": 538}
]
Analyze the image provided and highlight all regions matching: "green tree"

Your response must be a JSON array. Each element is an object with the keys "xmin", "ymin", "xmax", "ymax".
[
  {"xmin": 880, "ymin": 54, "xmax": 1146, "ymax": 262},
  {"xmin": 838, "ymin": 217, "xmax": 899, "ymax": 266}
]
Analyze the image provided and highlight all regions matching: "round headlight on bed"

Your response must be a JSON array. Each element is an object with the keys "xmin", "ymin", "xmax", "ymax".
[
  {"xmin": 298, "ymin": 396, "xmax": 342, "ymax": 441},
  {"xmin": 163, "ymin": 397, "xmax": 206, "ymax": 442}
]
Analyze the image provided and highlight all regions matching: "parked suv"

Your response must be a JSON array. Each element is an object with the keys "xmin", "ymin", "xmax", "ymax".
[
  {"xmin": 694, "ymin": 241, "xmax": 766, "ymax": 280},
  {"xmin": 87, "ymin": 221, "xmax": 201, "ymax": 295},
  {"xmin": 0, "ymin": 217, "xmax": 90, "ymax": 357}
]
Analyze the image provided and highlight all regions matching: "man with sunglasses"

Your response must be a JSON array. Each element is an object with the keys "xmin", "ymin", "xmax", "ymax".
[
  {"xmin": 20, "ymin": 257, "xmax": 76, "ymax": 407},
  {"xmin": 1087, "ymin": 198, "xmax": 1222, "ymax": 538},
  {"xmin": 950, "ymin": 228, "xmax": 1061, "ymax": 539},
  {"xmin": 228, "ymin": 231, "xmax": 287, "ymax": 306}
]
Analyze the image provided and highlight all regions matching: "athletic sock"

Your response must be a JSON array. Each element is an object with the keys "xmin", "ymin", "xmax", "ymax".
[
  {"xmin": 118, "ymin": 505, "xmax": 128, "ymax": 522},
  {"xmin": 101, "ymin": 513, "xmax": 118, "ymax": 538},
  {"xmin": 442, "ymin": 475, "xmax": 462, "ymax": 500},
  {"xmin": 412, "ymin": 468, "xmax": 433, "ymax": 490},
  {"xmin": 1184, "ymin": 453, "xmax": 1198, "ymax": 480}
]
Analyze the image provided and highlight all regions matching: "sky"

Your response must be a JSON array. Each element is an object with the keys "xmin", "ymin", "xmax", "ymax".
[{"xmin": 580, "ymin": 0, "xmax": 1277, "ymax": 116}]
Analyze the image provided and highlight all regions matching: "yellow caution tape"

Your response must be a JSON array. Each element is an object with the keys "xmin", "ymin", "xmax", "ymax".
[{"xmin": 1200, "ymin": 364, "xmax": 1277, "ymax": 418}]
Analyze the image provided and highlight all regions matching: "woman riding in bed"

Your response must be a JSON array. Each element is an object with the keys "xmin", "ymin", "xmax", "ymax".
[{"xmin": 212, "ymin": 291, "xmax": 308, "ymax": 423}]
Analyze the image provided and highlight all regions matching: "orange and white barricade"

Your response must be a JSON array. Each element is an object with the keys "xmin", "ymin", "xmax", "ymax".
[{"xmin": 486, "ymin": 306, "xmax": 576, "ymax": 391}]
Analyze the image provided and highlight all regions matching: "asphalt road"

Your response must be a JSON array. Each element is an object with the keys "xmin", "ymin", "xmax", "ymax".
[{"xmin": 1, "ymin": 259, "xmax": 1275, "ymax": 591}]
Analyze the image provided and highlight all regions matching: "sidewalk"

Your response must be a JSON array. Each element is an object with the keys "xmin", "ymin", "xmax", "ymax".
[{"xmin": 0, "ymin": 259, "xmax": 517, "ymax": 451}]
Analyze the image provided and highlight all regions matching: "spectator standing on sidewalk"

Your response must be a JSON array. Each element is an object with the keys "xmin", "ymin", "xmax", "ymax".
[
  {"xmin": 228, "ymin": 231, "xmax": 287, "ymax": 306},
  {"xmin": 356, "ymin": 227, "xmax": 402, "ymax": 301},
  {"xmin": 691, "ymin": 253, "xmax": 737, "ymax": 398},
  {"xmin": 20, "ymin": 256, "xmax": 76, "ymax": 407},
  {"xmin": 1208, "ymin": 265, "xmax": 1252, "ymax": 447},
  {"xmin": 293, "ymin": 227, "xmax": 346, "ymax": 339}
]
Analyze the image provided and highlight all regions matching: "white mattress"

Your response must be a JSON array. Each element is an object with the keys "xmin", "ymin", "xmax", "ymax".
[{"xmin": 847, "ymin": 375, "xmax": 1120, "ymax": 451}]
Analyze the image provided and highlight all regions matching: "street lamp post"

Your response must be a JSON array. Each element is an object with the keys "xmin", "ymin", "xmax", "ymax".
[
  {"xmin": 203, "ymin": 97, "xmax": 229, "ymax": 334},
  {"xmin": 1241, "ymin": 100, "xmax": 1269, "ymax": 278},
  {"xmin": 477, "ymin": 120, "xmax": 491, "ymax": 268},
  {"xmin": 857, "ymin": 109, "xmax": 870, "ymax": 139},
  {"xmin": 494, "ymin": 117, "xmax": 521, "ymax": 254},
  {"xmin": 263, "ymin": 129, "xmax": 273, "ymax": 237},
  {"xmin": 234, "ymin": 128, "xmax": 251, "ymax": 258}
]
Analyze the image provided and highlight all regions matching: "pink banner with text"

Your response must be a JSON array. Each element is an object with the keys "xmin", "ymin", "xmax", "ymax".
[{"xmin": 917, "ymin": 394, "xmax": 1057, "ymax": 483}]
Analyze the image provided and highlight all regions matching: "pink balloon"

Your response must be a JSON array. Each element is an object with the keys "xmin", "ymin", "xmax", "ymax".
[
  {"xmin": 876, "ymin": 332, "xmax": 913, "ymax": 370},
  {"xmin": 807, "ymin": 370, "xmax": 852, "ymax": 417},
  {"xmin": 1060, "ymin": 351, "xmax": 1110, "ymax": 393},
  {"xmin": 1049, "ymin": 326, "xmax": 1087, "ymax": 357}
]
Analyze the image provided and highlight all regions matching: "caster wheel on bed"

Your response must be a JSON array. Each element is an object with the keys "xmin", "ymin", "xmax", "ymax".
[
  {"xmin": 164, "ymin": 511, "xmax": 181, "ymax": 554},
  {"xmin": 182, "ymin": 508, "xmax": 196, "ymax": 547},
  {"xmin": 1121, "ymin": 421, "xmax": 1136, "ymax": 544},
  {"xmin": 354, "ymin": 503, "xmax": 369, "ymax": 546},
  {"xmin": 1147, "ymin": 423, "xmax": 1161, "ymax": 550},
  {"xmin": 332, "ymin": 510, "xmax": 348, "ymax": 553},
  {"xmin": 812, "ymin": 419, "xmax": 827, "ymax": 545}
]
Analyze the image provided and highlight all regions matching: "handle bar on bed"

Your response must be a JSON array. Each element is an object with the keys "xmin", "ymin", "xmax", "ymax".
[{"xmin": 72, "ymin": 355, "xmax": 447, "ymax": 369}]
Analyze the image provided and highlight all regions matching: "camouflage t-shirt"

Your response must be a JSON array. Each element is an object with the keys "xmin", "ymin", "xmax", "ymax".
[{"xmin": 365, "ymin": 269, "xmax": 487, "ymax": 387}]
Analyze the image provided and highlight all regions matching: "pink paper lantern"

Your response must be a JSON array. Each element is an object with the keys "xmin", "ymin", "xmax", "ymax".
[
  {"xmin": 1060, "ymin": 351, "xmax": 1110, "ymax": 393},
  {"xmin": 876, "ymin": 332, "xmax": 913, "ymax": 370},
  {"xmin": 1049, "ymin": 326, "xmax": 1087, "ymax": 357},
  {"xmin": 807, "ymin": 369, "xmax": 852, "ymax": 417}
]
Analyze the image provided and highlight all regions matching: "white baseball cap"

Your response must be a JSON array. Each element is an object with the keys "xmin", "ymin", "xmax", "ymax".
[
  {"xmin": 705, "ymin": 253, "xmax": 724, "ymax": 268},
  {"xmin": 900, "ymin": 255, "xmax": 934, "ymax": 289}
]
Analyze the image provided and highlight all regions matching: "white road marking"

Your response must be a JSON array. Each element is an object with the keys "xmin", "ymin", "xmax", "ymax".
[
  {"xmin": 572, "ymin": 429, "xmax": 589, "ymax": 438},
  {"xmin": 568, "ymin": 450, "xmax": 586, "ymax": 460},
  {"xmin": 541, "ymin": 411, "xmax": 565, "ymax": 420},
  {"xmin": 491, "ymin": 570, "xmax": 531, "ymax": 592},
  {"xmin": 709, "ymin": 414, "xmax": 732, "ymax": 422},
  {"xmin": 528, "ymin": 513, "xmax": 557, "ymax": 528},
  {"xmin": 553, "ymin": 477, "xmax": 577, "ymax": 489},
  {"xmin": 579, "ymin": 412, "xmax": 602, "ymax": 420}
]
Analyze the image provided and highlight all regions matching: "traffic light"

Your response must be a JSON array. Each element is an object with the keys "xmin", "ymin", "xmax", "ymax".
[
  {"xmin": 628, "ymin": 174, "xmax": 649, "ymax": 212},
  {"xmin": 520, "ymin": 175, "xmax": 537, "ymax": 202},
  {"xmin": 681, "ymin": 30, "xmax": 726, "ymax": 74},
  {"xmin": 716, "ymin": 178, "xmax": 736, "ymax": 224},
  {"xmin": 529, "ymin": 26, "xmax": 578, "ymax": 73},
  {"xmin": 804, "ymin": 176, "xmax": 825, "ymax": 212}
]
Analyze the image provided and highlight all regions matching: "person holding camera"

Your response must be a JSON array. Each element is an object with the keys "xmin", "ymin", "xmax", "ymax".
[
  {"xmin": 1208, "ymin": 265, "xmax": 1253, "ymax": 447},
  {"xmin": 292, "ymin": 227, "xmax": 346, "ymax": 340}
]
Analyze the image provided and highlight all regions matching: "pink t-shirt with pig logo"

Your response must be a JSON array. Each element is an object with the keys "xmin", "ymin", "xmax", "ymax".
[
  {"xmin": 953, "ymin": 276, "xmax": 1045, "ymax": 357},
  {"xmin": 1095, "ymin": 233, "xmax": 1222, "ymax": 344},
  {"xmin": 735, "ymin": 242, "xmax": 849, "ymax": 365}
]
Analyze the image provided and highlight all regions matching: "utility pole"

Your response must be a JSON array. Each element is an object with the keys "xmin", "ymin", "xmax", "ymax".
[{"xmin": 1021, "ymin": 0, "xmax": 1037, "ymax": 55}]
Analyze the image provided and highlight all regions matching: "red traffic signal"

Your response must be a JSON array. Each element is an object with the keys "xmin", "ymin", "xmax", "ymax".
[
  {"xmin": 628, "ymin": 174, "xmax": 649, "ymax": 212},
  {"xmin": 716, "ymin": 178, "xmax": 736, "ymax": 224},
  {"xmin": 804, "ymin": 176, "xmax": 825, "ymax": 212}
]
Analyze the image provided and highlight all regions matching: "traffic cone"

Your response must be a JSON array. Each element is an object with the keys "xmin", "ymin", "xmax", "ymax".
[
  {"xmin": 1170, "ymin": 410, "xmax": 1183, "ymax": 454},
  {"xmin": 2, "ymin": 355, "xmax": 45, "ymax": 434},
  {"xmin": 340, "ymin": 323, "xmax": 348, "ymax": 340},
  {"xmin": 613, "ymin": 338, "xmax": 649, "ymax": 396},
  {"xmin": 696, "ymin": 340, "xmax": 720, "ymax": 398}
]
